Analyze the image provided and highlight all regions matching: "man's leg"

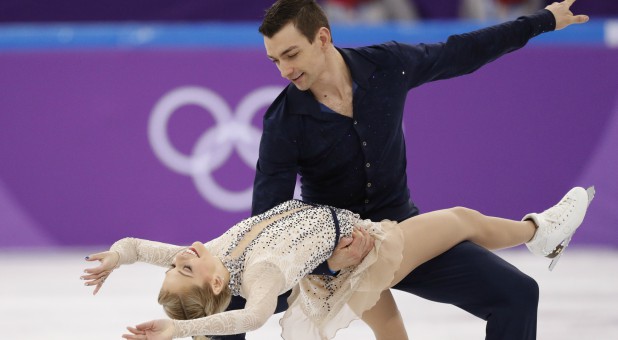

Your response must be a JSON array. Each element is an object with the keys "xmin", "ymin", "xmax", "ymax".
[
  {"xmin": 213, "ymin": 291, "xmax": 291, "ymax": 340},
  {"xmin": 392, "ymin": 241, "xmax": 538, "ymax": 340}
]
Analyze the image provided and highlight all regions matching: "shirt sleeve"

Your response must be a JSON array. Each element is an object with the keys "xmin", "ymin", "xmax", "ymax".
[
  {"xmin": 110, "ymin": 237, "xmax": 185, "ymax": 268},
  {"xmin": 251, "ymin": 108, "xmax": 299, "ymax": 216},
  {"xmin": 393, "ymin": 9, "xmax": 556, "ymax": 89},
  {"xmin": 310, "ymin": 261, "xmax": 338, "ymax": 276},
  {"xmin": 171, "ymin": 262, "xmax": 285, "ymax": 338}
]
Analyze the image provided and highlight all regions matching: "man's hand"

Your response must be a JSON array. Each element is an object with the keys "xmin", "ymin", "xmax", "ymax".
[
  {"xmin": 546, "ymin": 0, "xmax": 589, "ymax": 30},
  {"xmin": 327, "ymin": 227, "xmax": 375, "ymax": 272}
]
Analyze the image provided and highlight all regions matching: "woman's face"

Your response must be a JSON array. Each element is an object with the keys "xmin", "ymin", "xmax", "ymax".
[{"xmin": 162, "ymin": 242, "xmax": 217, "ymax": 293}]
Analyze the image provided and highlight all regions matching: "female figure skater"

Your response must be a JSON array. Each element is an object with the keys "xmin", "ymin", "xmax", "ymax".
[{"xmin": 82, "ymin": 186, "xmax": 594, "ymax": 340}]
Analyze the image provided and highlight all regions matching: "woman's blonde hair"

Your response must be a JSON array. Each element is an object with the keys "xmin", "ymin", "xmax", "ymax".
[{"xmin": 158, "ymin": 282, "xmax": 232, "ymax": 340}]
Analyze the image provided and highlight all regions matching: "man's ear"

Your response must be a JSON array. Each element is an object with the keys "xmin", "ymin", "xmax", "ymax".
[{"xmin": 317, "ymin": 27, "xmax": 331, "ymax": 47}]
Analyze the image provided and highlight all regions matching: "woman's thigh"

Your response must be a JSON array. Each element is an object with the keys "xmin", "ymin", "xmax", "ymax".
[{"xmin": 389, "ymin": 208, "xmax": 473, "ymax": 286}]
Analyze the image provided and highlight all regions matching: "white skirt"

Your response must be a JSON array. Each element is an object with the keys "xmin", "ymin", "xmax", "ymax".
[{"xmin": 280, "ymin": 219, "xmax": 404, "ymax": 340}]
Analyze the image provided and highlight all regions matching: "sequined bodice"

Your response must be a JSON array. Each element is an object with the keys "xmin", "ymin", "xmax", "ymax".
[{"xmin": 205, "ymin": 200, "xmax": 358, "ymax": 296}]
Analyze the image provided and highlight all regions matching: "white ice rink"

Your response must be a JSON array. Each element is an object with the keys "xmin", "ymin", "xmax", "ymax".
[{"xmin": 2, "ymin": 247, "xmax": 617, "ymax": 339}]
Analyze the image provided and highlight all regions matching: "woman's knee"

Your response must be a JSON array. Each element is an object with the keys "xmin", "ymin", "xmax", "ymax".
[
  {"xmin": 447, "ymin": 206, "xmax": 486, "ymax": 235},
  {"xmin": 449, "ymin": 206, "xmax": 484, "ymax": 222}
]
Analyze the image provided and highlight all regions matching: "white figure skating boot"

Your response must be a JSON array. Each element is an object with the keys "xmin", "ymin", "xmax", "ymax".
[{"xmin": 524, "ymin": 186, "xmax": 595, "ymax": 271}]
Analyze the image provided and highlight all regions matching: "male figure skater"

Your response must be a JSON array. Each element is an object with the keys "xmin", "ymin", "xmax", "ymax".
[{"xmin": 221, "ymin": 0, "xmax": 588, "ymax": 339}]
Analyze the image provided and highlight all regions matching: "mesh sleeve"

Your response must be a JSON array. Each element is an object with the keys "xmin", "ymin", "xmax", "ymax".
[
  {"xmin": 172, "ymin": 262, "xmax": 285, "ymax": 338},
  {"xmin": 110, "ymin": 237, "xmax": 185, "ymax": 268}
]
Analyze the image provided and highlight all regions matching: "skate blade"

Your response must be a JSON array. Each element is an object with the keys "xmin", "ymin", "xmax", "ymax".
[
  {"xmin": 548, "ymin": 236, "xmax": 572, "ymax": 271},
  {"xmin": 586, "ymin": 186, "xmax": 595, "ymax": 205},
  {"xmin": 547, "ymin": 186, "xmax": 595, "ymax": 271}
]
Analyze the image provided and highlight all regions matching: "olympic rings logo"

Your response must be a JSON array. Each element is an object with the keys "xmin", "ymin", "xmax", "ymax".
[{"xmin": 148, "ymin": 86, "xmax": 284, "ymax": 211}]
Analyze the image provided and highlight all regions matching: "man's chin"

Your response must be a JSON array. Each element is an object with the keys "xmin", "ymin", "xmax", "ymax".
[{"xmin": 292, "ymin": 82, "xmax": 310, "ymax": 91}]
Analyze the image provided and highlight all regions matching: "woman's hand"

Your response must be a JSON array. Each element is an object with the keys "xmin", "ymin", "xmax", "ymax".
[
  {"xmin": 122, "ymin": 319, "xmax": 175, "ymax": 340},
  {"xmin": 81, "ymin": 250, "xmax": 120, "ymax": 295}
]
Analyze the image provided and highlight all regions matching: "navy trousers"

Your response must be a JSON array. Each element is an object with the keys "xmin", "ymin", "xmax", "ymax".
[{"xmin": 215, "ymin": 241, "xmax": 538, "ymax": 340}]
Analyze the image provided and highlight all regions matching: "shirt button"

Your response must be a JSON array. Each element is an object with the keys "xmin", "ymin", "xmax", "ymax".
[
  {"xmin": 365, "ymin": 162, "xmax": 371, "ymax": 168},
  {"xmin": 362, "ymin": 141, "xmax": 367, "ymax": 146},
  {"xmin": 367, "ymin": 182, "xmax": 372, "ymax": 188},
  {"xmin": 353, "ymin": 120, "xmax": 358, "ymax": 125},
  {"xmin": 364, "ymin": 199, "xmax": 370, "ymax": 204}
]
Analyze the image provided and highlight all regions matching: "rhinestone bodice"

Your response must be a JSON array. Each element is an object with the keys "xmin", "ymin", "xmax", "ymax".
[{"xmin": 204, "ymin": 200, "xmax": 358, "ymax": 296}]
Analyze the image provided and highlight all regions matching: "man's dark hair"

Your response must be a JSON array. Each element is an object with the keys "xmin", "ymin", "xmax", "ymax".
[{"xmin": 259, "ymin": 0, "xmax": 331, "ymax": 43}]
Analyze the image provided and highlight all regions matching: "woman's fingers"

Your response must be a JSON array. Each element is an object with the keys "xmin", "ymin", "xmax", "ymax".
[
  {"xmin": 92, "ymin": 282, "xmax": 104, "ymax": 295},
  {"xmin": 85, "ymin": 251, "xmax": 107, "ymax": 262},
  {"xmin": 81, "ymin": 270, "xmax": 110, "ymax": 281},
  {"xmin": 83, "ymin": 253, "xmax": 108, "ymax": 275},
  {"xmin": 127, "ymin": 326, "xmax": 146, "ymax": 335},
  {"xmin": 135, "ymin": 320, "xmax": 155, "ymax": 331},
  {"xmin": 81, "ymin": 269, "xmax": 111, "ymax": 295},
  {"xmin": 122, "ymin": 325, "xmax": 148, "ymax": 339}
]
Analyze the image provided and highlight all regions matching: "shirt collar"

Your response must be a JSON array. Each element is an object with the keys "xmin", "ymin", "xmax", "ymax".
[
  {"xmin": 337, "ymin": 46, "xmax": 375, "ymax": 90},
  {"xmin": 285, "ymin": 46, "xmax": 376, "ymax": 116}
]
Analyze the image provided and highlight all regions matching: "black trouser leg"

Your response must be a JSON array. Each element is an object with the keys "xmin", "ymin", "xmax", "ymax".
[{"xmin": 393, "ymin": 241, "xmax": 538, "ymax": 340}]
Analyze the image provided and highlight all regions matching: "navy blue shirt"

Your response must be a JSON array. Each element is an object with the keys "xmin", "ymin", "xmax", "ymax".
[{"xmin": 252, "ymin": 10, "xmax": 555, "ymax": 222}]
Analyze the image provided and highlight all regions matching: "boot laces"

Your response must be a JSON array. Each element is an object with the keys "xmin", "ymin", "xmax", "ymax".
[{"xmin": 541, "ymin": 196, "xmax": 574, "ymax": 233}]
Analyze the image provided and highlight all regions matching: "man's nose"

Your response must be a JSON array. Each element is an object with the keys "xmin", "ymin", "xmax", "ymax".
[{"xmin": 279, "ymin": 62, "xmax": 293, "ymax": 79}]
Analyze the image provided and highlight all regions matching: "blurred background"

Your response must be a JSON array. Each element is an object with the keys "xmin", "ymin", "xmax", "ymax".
[{"xmin": 1, "ymin": 0, "xmax": 617, "ymax": 339}]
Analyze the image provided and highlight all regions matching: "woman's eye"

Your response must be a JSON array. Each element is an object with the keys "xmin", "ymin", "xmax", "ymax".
[
  {"xmin": 288, "ymin": 53, "xmax": 298, "ymax": 58},
  {"xmin": 184, "ymin": 265, "xmax": 192, "ymax": 272},
  {"xmin": 165, "ymin": 264, "xmax": 176, "ymax": 273}
]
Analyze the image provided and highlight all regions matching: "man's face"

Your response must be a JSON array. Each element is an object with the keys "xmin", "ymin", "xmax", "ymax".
[{"xmin": 264, "ymin": 22, "xmax": 326, "ymax": 91}]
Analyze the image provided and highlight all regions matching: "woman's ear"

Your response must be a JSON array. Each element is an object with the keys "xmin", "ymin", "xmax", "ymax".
[{"xmin": 210, "ymin": 275, "xmax": 224, "ymax": 295}]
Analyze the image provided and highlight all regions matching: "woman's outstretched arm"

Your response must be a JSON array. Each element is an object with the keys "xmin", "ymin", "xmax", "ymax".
[
  {"xmin": 82, "ymin": 238, "xmax": 185, "ymax": 295},
  {"xmin": 123, "ymin": 263, "xmax": 285, "ymax": 339}
]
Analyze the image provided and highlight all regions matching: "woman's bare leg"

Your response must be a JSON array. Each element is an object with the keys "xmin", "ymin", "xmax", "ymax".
[
  {"xmin": 361, "ymin": 290, "xmax": 408, "ymax": 340},
  {"xmin": 390, "ymin": 207, "xmax": 536, "ymax": 286},
  {"xmin": 360, "ymin": 207, "xmax": 534, "ymax": 337}
]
